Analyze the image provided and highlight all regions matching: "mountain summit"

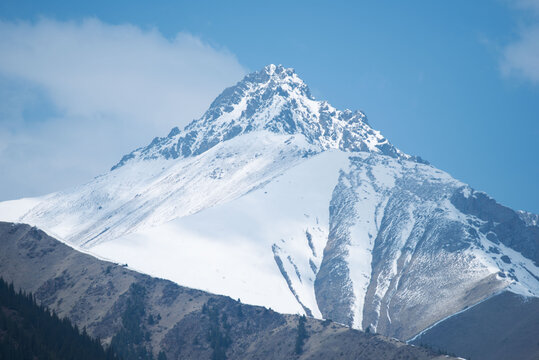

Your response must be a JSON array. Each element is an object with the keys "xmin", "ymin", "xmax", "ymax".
[
  {"xmin": 112, "ymin": 65, "xmax": 422, "ymax": 170},
  {"xmin": 0, "ymin": 64, "xmax": 536, "ymax": 344}
]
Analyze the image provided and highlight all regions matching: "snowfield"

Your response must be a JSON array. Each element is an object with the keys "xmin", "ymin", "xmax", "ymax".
[{"xmin": 92, "ymin": 149, "xmax": 350, "ymax": 317}]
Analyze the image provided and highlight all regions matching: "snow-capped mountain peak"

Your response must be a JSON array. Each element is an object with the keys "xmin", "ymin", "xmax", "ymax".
[
  {"xmin": 112, "ymin": 64, "xmax": 421, "ymax": 170},
  {"xmin": 0, "ymin": 64, "xmax": 536, "ymax": 346}
]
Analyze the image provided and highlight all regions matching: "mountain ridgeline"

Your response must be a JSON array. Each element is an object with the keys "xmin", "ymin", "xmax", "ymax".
[
  {"xmin": 112, "ymin": 64, "xmax": 424, "ymax": 170},
  {"xmin": 0, "ymin": 222, "xmax": 455, "ymax": 360}
]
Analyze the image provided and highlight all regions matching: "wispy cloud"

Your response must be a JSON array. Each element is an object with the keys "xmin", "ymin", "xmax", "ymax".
[
  {"xmin": 0, "ymin": 18, "xmax": 247, "ymax": 200},
  {"xmin": 501, "ymin": 0, "xmax": 539, "ymax": 83},
  {"xmin": 513, "ymin": 0, "xmax": 539, "ymax": 13}
]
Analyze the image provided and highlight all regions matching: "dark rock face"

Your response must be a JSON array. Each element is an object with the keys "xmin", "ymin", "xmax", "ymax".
[
  {"xmin": 315, "ymin": 155, "xmax": 513, "ymax": 340},
  {"xmin": 410, "ymin": 291, "xmax": 539, "ymax": 360},
  {"xmin": 451, "ymin": 189, "xmax": 539, "ymax": 265},
  {"xmin": 315, "ymin": 170, "xmax": 359, "ymax": 327},
  {"xmin": 0, "ymin": 222, "xmax": 453, "ymax": 360},
  {"xmin": 518, "ymin": 210, "xmax": 539, "ymax": 227}
]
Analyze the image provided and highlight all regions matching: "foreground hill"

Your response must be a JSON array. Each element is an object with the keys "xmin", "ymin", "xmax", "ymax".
[
  {"xmin": 410, "ymin": 291, "xmax": 539, "ymax": 360},
  {"xmin": 0, "ymin": 222, "xmax": 454, "ymax": 360},
  {"xmin": 0, "ymin": 277, "xmax": 120, "ymax": 360}
]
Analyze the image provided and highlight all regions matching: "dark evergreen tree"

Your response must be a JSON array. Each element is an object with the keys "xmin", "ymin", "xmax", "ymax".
[
  {"xmin": 295, "ymin": 315, "xmax": 309, "ymax": 355},
  {"xmin": 0, "ymin": 277, "xmax": 121, "ymax": 360},
  {"xmin": 110, "ymin": 283, "xmax": 153, "ymax": 360},
  {"xmin": 204, "ymin": 301, "xmax": 232, "ymax": 360}
]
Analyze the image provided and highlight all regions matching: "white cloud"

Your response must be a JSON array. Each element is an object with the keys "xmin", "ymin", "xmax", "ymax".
[
  {"xmin": 0, "ymin": 18, "xmax": 247, "ymax": 200},
  {"xmin": 513, "ymin": 0, "xmax": 539, "ymax": 13},
  {"xmin": 501, "ymin": 0, "xmax": 539, "ymax": 83},
  {"xmin": 502, "ymin": 26, "xmax": 539, "ymax": 83}
]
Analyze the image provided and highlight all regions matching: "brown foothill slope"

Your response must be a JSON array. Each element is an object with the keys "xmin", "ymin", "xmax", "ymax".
[
  {"xmin": 0, "ymin": 222, "xmax": 455, "ymax": 359},
  {"xmin": 410, "ymin": 290, "xmax": 539, "ymax": 360}
]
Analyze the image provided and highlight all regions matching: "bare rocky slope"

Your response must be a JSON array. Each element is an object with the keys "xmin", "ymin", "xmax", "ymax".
[
  {"xmin": 410, "ymin": 291, "xmax": 539, "ymax": 360},
  {"xmin": 0, "ymin": 221, "xmax": 454, "ymax": 360}
]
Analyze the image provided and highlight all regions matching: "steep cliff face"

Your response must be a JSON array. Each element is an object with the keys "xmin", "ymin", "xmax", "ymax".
[
  {"xmin": 0, "ymin": 65, "xmax": 536, "ymax": 343},
  {"xmin": 315, "ymin": 154, "xmax": 536, "ymax": 339}
]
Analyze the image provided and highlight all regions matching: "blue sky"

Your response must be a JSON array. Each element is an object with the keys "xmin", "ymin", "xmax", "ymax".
[{"xmin": 0, "ymin": 0, "xmax": 538, "ymax": 213}]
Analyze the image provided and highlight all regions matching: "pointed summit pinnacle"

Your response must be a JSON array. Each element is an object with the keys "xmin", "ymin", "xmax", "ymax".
[
  {"xmin": 239, "ymin": 64, "xmax": 308, "ymax": 97},
  {"xmin": 263, "ymin": 64, "xmax": 294, "ymax": 76},
  {"xmin": 112, "ymin": 65, "xmax": 418, "ymax": 170}
]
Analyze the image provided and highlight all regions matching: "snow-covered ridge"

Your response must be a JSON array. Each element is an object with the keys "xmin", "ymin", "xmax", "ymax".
[
  {"xmin": 112, "ymin": 64, "xmax": 425, "ymax": 170},
  {"xmin": 518, "ymin": 210, "xmax": 539, "ymax": 227},
  {"xmin": 18, "ymin": 131, "xmax": 318, "ymax": 246}
]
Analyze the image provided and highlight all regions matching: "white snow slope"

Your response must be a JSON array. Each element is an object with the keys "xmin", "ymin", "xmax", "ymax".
[{"xmin": 1, "ymin": 65, "xmax": 537, "ymax": 340}]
